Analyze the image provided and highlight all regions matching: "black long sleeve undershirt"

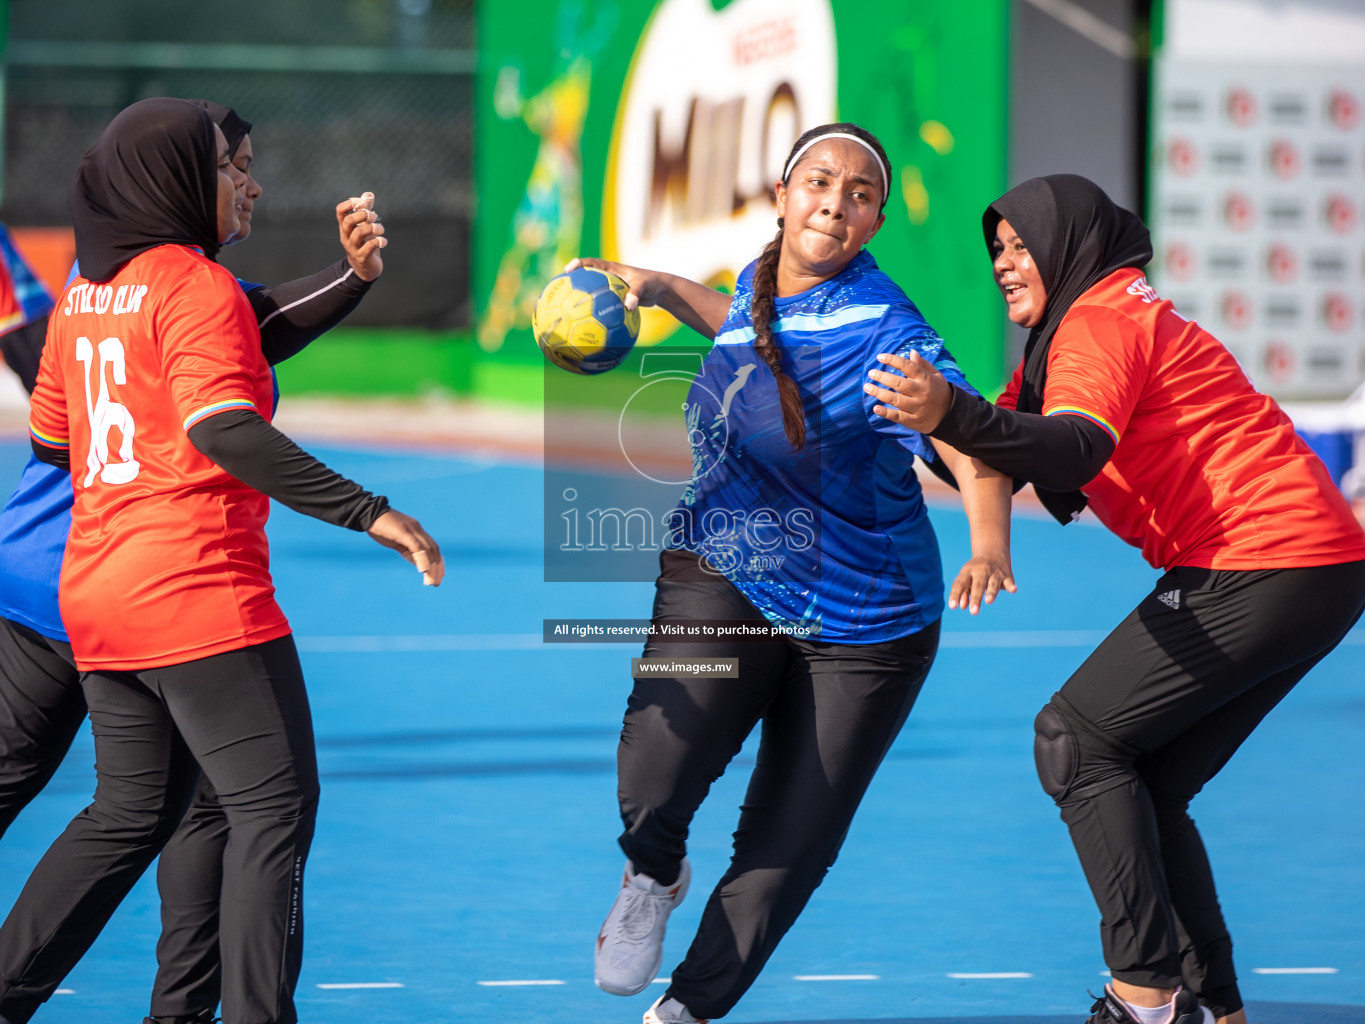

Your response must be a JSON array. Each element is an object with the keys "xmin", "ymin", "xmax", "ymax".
[
  {"xmin": 31, "ymin": 440, "xmax": 69, "ymax": 471},
  {"xmin": 13, "ymin": 260, "xmax": 365, "ymax": 402},
  {"xmin": 185, "ymin": 409, "xmax": 388, "ymax": 530},
  {"xmin": 247, "ymin": 258, "xmax": 371, "ymax": 366},
  {"xmin": 928, "ymin": 386, "xmax": 1115, "ymax": 492},
  {"xmin": 30, "ymin": 262, "xmax": 374, "ymax": 489},
  {"xmin": 31, "ymin": 414, "xmax": 388, "ymax": 534},
  {"xmin": 2, "ymin": 317, "xmax": 49, "ymax": 395}
]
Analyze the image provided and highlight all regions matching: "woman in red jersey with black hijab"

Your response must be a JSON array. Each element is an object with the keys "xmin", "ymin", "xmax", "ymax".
[
  {"xmin": 864, "ymin": 174, "xmax": 1365, "ymax": 1024},
  {"xmin": 2, "ymin": 97, "xmax": 441, "ymax": 1024}
]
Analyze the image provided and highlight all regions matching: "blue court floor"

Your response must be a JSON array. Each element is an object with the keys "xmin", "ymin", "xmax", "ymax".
[{"xmin": 0, "ymin": 439, "xmax": 1361, "ymax": 1023}]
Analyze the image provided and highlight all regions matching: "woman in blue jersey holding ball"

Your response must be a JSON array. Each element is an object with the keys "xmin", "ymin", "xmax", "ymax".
[{"xmin": 576, "ymin": 123, "xmax": 1016, "ymax": 1024}]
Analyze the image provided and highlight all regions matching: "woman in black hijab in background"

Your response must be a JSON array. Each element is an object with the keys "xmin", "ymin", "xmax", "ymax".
[
  {"xmin": 0, "ymin": 95, "xmax": 397, "ymax": 1024},
  {"xmin": 0, "ymin": 98, "xmax": 442, "ymax": 1024},
  {"xmin": 864, "ymin": 174, "xmax": 1365, "ymax": 1024},
  {"xmin": 148, "ymin": 100, "xmax": 395, "ymax": 1024}
]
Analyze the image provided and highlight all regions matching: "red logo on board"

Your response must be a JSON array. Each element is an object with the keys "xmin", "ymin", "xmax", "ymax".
[
  {"xmin": 1266, "ymin": 244, "xmax": 1297, "ymax": 284},
  {"xmin": 1264, "ymin": 342, "xmax": 1295, "ymax": 384},
  {"xmin": 1327, "ymin": 89, "xmax": 1360, "ymax": 130},
  {"xmin": 1168, "ymin": 137, "xmax": 1199, "ymax": 176},
  {"xmin": 1325, "ymin": 194, "xmax": 1357, "ymax": 234},
  {"xmin": 1226, "ymin": 87, "xmax": 1258, "ymax": 127},
  {"xmin": 1164, "ymin": 243, "xmax": 1195, "ymax": 281},
  {"xmin": 1268, "ymin": 139, "xmax": 1301, "ymax": 179},
  {"xmin": 1223, "ymin": 192, "xmax": 1255, "ymax": 232},
  {"xmin": 1222, "ymin": 290, "xmax": 1253, "ymax": 330},
  {"xmin": 1323, "ymin": 293, "xmax": 1355, "ymax": 333}
]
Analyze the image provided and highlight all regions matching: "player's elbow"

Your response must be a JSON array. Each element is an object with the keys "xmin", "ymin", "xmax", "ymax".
[
  {"xmin": 31, "ymin": 439, "xmax": 70, "ymax": 471},
  {"xmin": 1043, "ymin": 458, "xmax": 1107, "ymax": 492},
  {"xmin": 1043, "ymin": 418, "xmax": 1115, "ymax": 490}
]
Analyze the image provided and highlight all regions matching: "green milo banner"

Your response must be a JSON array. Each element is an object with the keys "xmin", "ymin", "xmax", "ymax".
[{"xmin": 475, "ymin": 0, "xmax": 1010, "ymax": 392}]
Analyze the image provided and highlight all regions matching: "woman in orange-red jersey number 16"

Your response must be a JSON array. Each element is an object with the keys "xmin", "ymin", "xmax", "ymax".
[
  {"xmin": 863, "ymin": 173, "xmax": 1365, "ymax": 1024},
  {"xmin": 0, "ymin": 97, "xmax": 442, "ymax": 1024}
]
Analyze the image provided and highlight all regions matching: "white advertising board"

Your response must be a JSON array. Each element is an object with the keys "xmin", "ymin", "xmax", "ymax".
[{"xmin": 1150, "ymin": 2, "xmax": 1365, "ymax": 397}]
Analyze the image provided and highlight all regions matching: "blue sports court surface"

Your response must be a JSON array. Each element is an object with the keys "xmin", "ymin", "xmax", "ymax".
[{"xmin": 0, "ymin": 436, "xmax": 1361, "ymax": 1023}]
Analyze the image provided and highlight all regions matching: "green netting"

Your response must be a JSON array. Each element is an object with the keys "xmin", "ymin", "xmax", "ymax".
[{"xmin": 2, "ymin": 0, "xmax": 474, "ymax": 225}]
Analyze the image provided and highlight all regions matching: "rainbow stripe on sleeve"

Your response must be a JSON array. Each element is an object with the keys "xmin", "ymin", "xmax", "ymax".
[
  {"xmin": 28, "ymin": 423, "xmax": 69, "ymax": 449},
  {"xmin": 1045, "ymin": 406, "xmax": 1120, "ymax": 444},
  {"xmin": 183, "ymin": 399, "xmax": 258, "ymax": 432}
]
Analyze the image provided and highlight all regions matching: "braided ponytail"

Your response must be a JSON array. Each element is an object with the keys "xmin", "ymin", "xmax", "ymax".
[
  {"xmin": 753, "ymin": 122, "xmax": 892, "ymax": 451},
  {"xmin": 751, "ymin": 224, "xmax": 805, "ymax": 449}
]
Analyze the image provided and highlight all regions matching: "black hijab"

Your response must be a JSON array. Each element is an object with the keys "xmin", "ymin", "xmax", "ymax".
[
  {"xmin": 68, "ymin": 97, "xmax": 222, "ymax": 283},
  {"xmin": 982, "ymin": 174, "xmax": 1152, "ymax": 523},
  {"xmin": 190, "ymin": 99, "xmax": 252, "ymax": 159}
]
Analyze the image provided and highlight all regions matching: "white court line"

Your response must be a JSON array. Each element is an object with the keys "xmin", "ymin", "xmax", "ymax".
[
  {"xmin": 652, "ymin": 977, "xmax": 673, "ymax": 984},
  {"xmin": 794, "ymin": 974, "xmax": 880, "ymax": 981},
  {"xmin": 315, "ymin": 982, "xmax": 404, "ymax": 989},
  {"xmin": 476, "ymin": 979, "xmax": 567, "ymax": 987},
  {"xmin": 54, "ymin": 989, "xmax": 75, "ymax": 995},
  {"xmin": 1252, "ymin": 967, "xmax": 1339, "ymax": 975},
  {"xmin": 948, "ymin": 972, "xmax": 1034, "ymax": 979}
]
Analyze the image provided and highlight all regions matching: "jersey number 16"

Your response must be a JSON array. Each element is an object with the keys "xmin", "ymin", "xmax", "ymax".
[{"xmin": 76, "ymin": 336, "xmax": 140, "ymax": 487}]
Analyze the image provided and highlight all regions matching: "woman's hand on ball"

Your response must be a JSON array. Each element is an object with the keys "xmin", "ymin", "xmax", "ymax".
[
  {"xmin": 565, "ymin": 257, "xmax": 661, "ymax": 311},
  {"xmin": 563, "ymin": 257, "xmax": 732, "ymax": 340}
]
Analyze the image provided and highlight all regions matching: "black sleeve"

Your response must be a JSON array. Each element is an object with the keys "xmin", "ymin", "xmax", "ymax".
[
  {"xmin": 245, "ymin": 258, "xmax": 372, "ymax": 366},
  {"xmin": 188, "ymin": 408, "xmax": 389, "ymax": 530},
  {"xmin": 2, "ymin": 316, "xmax": 50, "ymax": 394},
  {"xmin": 31, "ymin": 439, "xmax": 70, "ymax": 471},
  {"xmin": 928, "ymin": 386, "xmax": 1115, "ymax": 492},
  {"xmin": 916, "ymin": 440, "xmax": 1027, "ymax": 495}
]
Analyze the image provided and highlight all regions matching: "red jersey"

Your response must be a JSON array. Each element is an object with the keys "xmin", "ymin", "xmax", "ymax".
[
  {"xmin": 28, "ymin": 245, "xmax": 290, "ymax": 670},
  {"xmin": 999, "ymin": 269, "xmax": 1365, "ymax": 571}
]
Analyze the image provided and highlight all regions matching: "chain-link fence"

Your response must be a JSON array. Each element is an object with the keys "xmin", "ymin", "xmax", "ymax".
[{"xmin": 2, "ymin": 0, "xmax": 476, "ymax": 328}]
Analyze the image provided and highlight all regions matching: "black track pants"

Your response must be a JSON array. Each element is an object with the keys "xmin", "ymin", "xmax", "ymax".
[
  {"xmin": 0, "ymin": 635, "xmax": 318, "ymax": 1024},
  {"xmin": 0, "ymin": 616, "xmax": 237, "ymax": 1021},
  {"xmin": 1036, "ymin": 561, "xmax": 1365, "ymax": 1019},
  {"xmin": 617, "ymin": 571, "xmax": 939, "ymax": 1020},
  {"xmin": 151, "ymin": 772, "xmax": 230, "ymax": 1021},
  {"xmin": 0, "ymin": 618, "xmax": 81, "ymax": 840}
]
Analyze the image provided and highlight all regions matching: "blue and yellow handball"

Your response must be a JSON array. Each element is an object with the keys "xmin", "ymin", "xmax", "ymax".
[{"xmin": 532, "ymin": 266, "xmax": 640, "ymax": 375}]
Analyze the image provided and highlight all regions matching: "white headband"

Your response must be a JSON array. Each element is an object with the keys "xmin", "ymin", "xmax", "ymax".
[{"xmin": 782, "ymin": 131, "xmax": 889, "ymax": 207}]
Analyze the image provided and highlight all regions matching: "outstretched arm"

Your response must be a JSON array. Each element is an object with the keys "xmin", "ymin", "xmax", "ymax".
[
  {"xmin": 249, "ymin": 193, "xmax": 387, "ymax": 365},
  {"xmin": 865, "ymin": 350, "xmax": 1114, "ymax": 491},
  {"xmin": 927, "ymin": 437, "xmax": 1016, "ymax": 614},
  {"xmin": 567, "ymin": 257, "xmax": 732, "ymax": 339},
  {"xmin": 188, "ymin": 409, "xmax": 443, "ymax": 586}
]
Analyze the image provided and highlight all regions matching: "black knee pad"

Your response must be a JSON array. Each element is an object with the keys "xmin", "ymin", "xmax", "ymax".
[{"xmin": 1033, "ymin": 701, "xmax": 1078, "ymax": 801}]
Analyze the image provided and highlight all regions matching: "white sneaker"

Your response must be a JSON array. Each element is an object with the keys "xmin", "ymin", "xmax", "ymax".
[
  {"xmin": 593, "ymin": 858, "xmax": 691, "ymax": 996},
  {"xmin": 644, "ymin": 995, "xmax": 708, "ymax": 1024}
]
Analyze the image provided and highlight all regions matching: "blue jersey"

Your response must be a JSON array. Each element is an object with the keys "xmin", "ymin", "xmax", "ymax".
[
  {"xmin": 0, "ymin": 225, "xmax": 55, "ymax": 332},
  {"xmin": 0, "ymin": 276, "xmax": 270, "ymax": 642},
  {"xmin": 0, "ymin": 455, "xmax": 72, "ymax": 639},
  {"xmin": 666, "ymin": 250, "xmax": 975, "ymax": 644},
  {"xmin": 0, "ymin": 235, "xmax": 60, "ymax": 637}
]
